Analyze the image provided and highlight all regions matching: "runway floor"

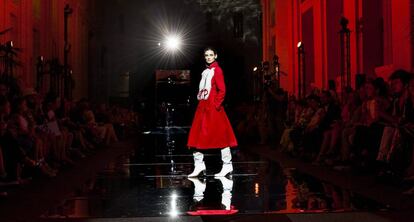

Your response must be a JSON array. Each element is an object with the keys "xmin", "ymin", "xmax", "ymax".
[{"xmin": 41, "ymin": 128, "xmax": 391, "ymax": 220}]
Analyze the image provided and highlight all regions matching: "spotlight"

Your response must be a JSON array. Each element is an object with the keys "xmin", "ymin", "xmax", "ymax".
[
  {"xmin": 169, "ymin": 192, "xmax": 179, "ymax": 217},
  {"xmin": 164, "ymin": 35, "xmax": 181, "ymax": 51},
  {"xmin": 253, "ymin": 67, "xmax": 258, "ymax": 72},
  {"xmin": 297, "ymin": 41, "xmax": 302, "ymax": 48}
]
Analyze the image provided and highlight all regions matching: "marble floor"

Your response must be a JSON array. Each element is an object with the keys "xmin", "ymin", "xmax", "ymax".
[{"xmin": 40, "ymin": 127, "xmax": 390, "ymax": 221}]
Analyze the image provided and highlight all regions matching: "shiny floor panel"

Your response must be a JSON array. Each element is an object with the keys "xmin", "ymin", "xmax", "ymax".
[{"xmin": 42, "ymin": 133, "xmax": 390, "ymax": 219}]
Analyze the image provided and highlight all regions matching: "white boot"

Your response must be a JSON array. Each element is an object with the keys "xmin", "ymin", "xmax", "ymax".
[
  {"xmin": 215, "ymin": 176, "xmax": 234, "ymax": 191},
  {"xmin": 215, "ymin": 176, "xmax": 233, "ymax": 210},
  {"xmin": 188, "ymin": 177, "xmax": 206, "ymax": 202},
  {"xmin": 222, "ymin": 191, "xmax": 232, "ymax": 210},
  {"xmin": 214, "ymin": 147, "xmax": 233, "ymax": 177},
  {"xmin": 188, "ymin": 152, "xmax": 206, "ymax": 177}
]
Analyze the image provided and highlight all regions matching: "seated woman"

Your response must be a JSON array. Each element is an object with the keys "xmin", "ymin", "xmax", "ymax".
[
  {"xmin": 280, "ymin": 99, "xmax": 303, "ymax": 152},
  {"xmin": 302, "ymin": 95, "xmax": 326, "ymax": 159},
  {"xmin": 314, "ymin": 91, "xmax": 342, "ymax": 164},
  {"xmin": 11, "ymin": 97, "xmax": 57, "ymax": 177},
  {"xmin": 315, "ymin": 91, "xmax": 360, "ymax": 165},
  {"xmin": 373, "ymin": 71, "xmax": 411, "ymax": 178},
  {"xmin": 352, "ymin": 79, "xmax": 389, "ymax": 170},
  {"xmin": 56, "ymin": 98, "xmax": 87, "ymax": 159},
  {"xmin": 68, "ymin": 100, "xmax": 96, "ymax": 152},
  {"xmin": 288, "ymin": 95, "xmax": 321, "ymax": 157},
  {"xmin": 96, "ymin": 103, "xmax": 119, "ymax": 143},
  {"xmin": 83, "ymin": 105, "xmax": 118, "ymax": 146},
  {"xmin": 1, "ymin": 96, "xmax": 39, "ymax": 181},
  {"xmin": 11, "ymin": 98, "xmax": 35, "ymax": 159},
  {"xmin": 44, "ymin": 94, "xmax": 74, "ymax": 166},
  {"xmin": 337, "ymin": 91, "xmax": 362, "ymax": 168},
  {"xmin": 24, "ymin": 92, "xmax": 51, "ymax": 167}
]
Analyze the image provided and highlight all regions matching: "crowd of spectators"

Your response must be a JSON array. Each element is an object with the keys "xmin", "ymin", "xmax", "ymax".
[
  {"xmin": 237, "ymin": 69, "xmax": 414, "ymax": 195},
  {"xmin": 0, "ymin": 80, "xmax": 138, "ymax": 197}
]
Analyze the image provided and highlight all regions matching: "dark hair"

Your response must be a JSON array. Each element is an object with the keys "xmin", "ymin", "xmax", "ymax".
[
  {"xmin": 203, "ymin": 47, "xmax": 217, "ymax": 55},
  {"xmin": 389, "ymin": 69, "xmax": 412, "ymax": 85},
  {"xmin": 369, "ymin": 77, "xmax": 388, "ymax": 97}
]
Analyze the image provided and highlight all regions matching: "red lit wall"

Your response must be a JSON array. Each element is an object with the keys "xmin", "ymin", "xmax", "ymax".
[
  {"xmin": 389, "ymin": 0, "xmax": 412, "ymax": 73},
  {"xmin": 0, "ymin": 0, "xmax": 94, "ymax": 99},
  {"xmin": 262, "ymin": 0, "xmax": 413, "ymax": 95}
]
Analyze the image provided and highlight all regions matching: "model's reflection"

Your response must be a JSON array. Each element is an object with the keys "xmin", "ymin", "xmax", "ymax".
[
  {"xmin": 217, "ymin": 176, "xmax": 233, "ymax": 210},
  {"xmin": 187, "ymin": 177, "xmax": 238, "ymax": 215},
  {"xmin": 188, "ymin": 177, "xmax": 206, "ymax": 202}
]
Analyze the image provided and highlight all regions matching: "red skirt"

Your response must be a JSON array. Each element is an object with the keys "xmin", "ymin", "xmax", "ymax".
[{"xmin": 187, "ymin": 101, "xmax": 238, "ymax": 149}]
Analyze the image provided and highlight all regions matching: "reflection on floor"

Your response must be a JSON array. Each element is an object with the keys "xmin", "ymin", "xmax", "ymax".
[{"xmin": 41, "ymin": 129, "xmax": 390, "ymax": 219}]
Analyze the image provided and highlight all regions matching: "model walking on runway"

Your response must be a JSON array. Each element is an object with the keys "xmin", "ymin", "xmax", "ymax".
[{"xmin": 187, "ymin": 47, "xmax": 238, "ymax": 177}]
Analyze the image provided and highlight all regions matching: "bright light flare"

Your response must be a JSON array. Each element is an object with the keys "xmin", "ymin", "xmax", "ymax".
[
  {"xmin": 169, "ymin": 192, "xmax": 179, "ymax": 217},
  {"xmin": 297, "ymin": 41, "xmax": 302, "ymax": 48},
  {"xmin": 164, "ymin": 35, "xmax": 182, "ymax": 51},
  {"xmin": 140, "ymin": 6, "xmax": 203, "ymax": 67}
]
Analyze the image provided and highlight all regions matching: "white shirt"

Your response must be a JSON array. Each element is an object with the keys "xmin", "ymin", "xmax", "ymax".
[{"xmin": 197, "ymin": 67, "xmax": 215, "ymax": 100}]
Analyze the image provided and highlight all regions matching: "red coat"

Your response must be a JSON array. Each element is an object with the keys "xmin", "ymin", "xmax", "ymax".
[{"xmin": 187, "ymin": 62, "xmax": 238, "ymax": 149}]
